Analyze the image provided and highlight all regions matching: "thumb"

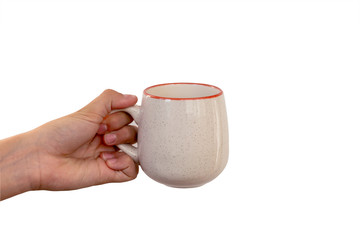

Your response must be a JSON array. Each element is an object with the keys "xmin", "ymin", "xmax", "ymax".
[{"xmin": 81, "ymin": 89, "xmax": 138, "ymax": 119}]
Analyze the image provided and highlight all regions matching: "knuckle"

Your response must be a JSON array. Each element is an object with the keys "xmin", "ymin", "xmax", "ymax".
[
  {"xmin": 102, "ymin": 89, "xmax": 120, "ymax": 96},
  {"xmin": 120, "ymin": 154, "xmax": 138, "ymax": 180},
  {"xmin": 123, "ymin": 153, "xmax": 134, "ymax": 164},
  {"xmin": 118, "ymin": 112, "xmax": 133, "ymax": 124},
  {"xmin": 122, "ymin": 126, "xmax": 137, "ymax": 142},
  {"xmin": 123, "ymin": 112, "xmax": 134, "ymax": 122},
  {"xmin": 123, "ymin": 126, "xmax": 134, "ymax": 139}
]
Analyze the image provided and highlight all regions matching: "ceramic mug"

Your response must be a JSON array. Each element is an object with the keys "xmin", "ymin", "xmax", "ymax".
[{"xmin": 117, "ymin": 83, "xmax": 228, "ymax": 188}]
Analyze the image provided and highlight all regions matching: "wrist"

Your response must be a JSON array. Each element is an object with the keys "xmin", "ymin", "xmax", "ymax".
[{"xmin": 0, "ymin": 131, "xmax": 40, "ymax": 200}]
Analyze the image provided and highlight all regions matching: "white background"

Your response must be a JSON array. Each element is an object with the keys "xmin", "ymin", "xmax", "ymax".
[{"xmin": 1, "ymin": 0, "xmax": 360, "ymax": 239}]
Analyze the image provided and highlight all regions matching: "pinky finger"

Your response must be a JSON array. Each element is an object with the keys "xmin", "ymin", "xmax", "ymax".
[{"xmin": 100, "ymin": 151, "xmax": 139, "ymax": 181}]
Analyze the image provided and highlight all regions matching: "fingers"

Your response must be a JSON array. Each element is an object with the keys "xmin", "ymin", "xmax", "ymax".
[
  {"xmin": 103, "ymin": 111, "xmax": 133, "ymax": 132},
  {"xmin": 100, "ymin": 151, "xmax": 139, "ymax": 182},
  {"xmin": 81, "ymin": 89, "xmax": 138, "ymax": 119},
  {"xmin": 92, "ymin": 96, "xmax": 138, "ymax": 146},
  {"xmin": 96, "ymin": 111, "xmax": 133, "ymax": 135},
  {"xmin": 82, "ymin": 89, "xmax": 138, "ymax": 147},
  {"xmin": 104, "ymin": 125, "xmax": 138, "ymax": 145}
]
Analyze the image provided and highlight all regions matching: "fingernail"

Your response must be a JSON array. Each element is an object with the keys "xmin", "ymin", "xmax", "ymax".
[
  {"xmin": 98, "ymin": 123, "xmax": 107, "ymax": 134},
  {"xmin": 105, "ymin": 133, "xmax": 117, "ymax": 145},
  {"xmin": 101, "ymin": 152, "xmax": 116, "ymax": 161}
]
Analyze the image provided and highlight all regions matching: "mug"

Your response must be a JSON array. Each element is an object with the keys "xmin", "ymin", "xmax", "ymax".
[{"xmin": 118, "ymin": 83, "xmax": 229, "ymax": 188}]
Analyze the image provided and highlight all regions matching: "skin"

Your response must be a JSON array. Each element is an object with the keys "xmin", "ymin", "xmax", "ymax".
[{"xmin": 0, "ymin": 89, "xmax": 139, "ymax": 201}]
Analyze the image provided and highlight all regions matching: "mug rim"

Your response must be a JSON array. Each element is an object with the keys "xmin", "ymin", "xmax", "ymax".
[{"xmin": 143, "ymin": 82, "xmax": 223, "ymax": 100}]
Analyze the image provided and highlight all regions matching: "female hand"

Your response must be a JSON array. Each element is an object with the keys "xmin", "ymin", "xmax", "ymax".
[{"xmin": 0, "ymin": 89, "xmax": 138, "ymax": 200}]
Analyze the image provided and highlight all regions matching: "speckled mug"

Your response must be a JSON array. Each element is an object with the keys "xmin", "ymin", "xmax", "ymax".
[{"xmin": 118, "ymin": 83, "xmax": 228, "ymax": 188}]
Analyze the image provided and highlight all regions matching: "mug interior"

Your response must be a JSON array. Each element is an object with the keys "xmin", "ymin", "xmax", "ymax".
[{"xmin": 144, "ymin": 83, "xmax": 222, "ymax": 100}]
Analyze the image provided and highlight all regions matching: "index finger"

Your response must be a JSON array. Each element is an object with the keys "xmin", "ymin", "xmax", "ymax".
[{"xmin": 80, "ymin": 89, "xmax": 138, "ymax": 119}]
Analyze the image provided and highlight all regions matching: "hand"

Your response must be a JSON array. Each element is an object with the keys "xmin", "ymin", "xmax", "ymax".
[{"xmin": 29, "ymin": 89, "xmax": 139, "ymax": 191}]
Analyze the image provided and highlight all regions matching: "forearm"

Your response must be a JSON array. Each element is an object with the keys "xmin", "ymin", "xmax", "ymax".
[{"xmin": 0, "ymin": 132, "xmax": 39, "ymax": 201}]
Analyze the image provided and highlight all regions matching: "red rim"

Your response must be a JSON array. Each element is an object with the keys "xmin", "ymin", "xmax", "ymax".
[{"xmin": 143, "ymin": 82, "xmax": 223, "ymax": 100}]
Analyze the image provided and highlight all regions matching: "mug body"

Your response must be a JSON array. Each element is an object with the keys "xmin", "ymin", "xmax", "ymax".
[{"xmin": 138, "ymin": 83, "xmax": 229, "ymax": 188}]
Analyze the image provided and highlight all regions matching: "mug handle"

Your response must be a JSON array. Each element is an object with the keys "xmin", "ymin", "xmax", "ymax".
[{"xmin": 112, "ymin": 105, "xmax": 141, "ymax": 164}]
